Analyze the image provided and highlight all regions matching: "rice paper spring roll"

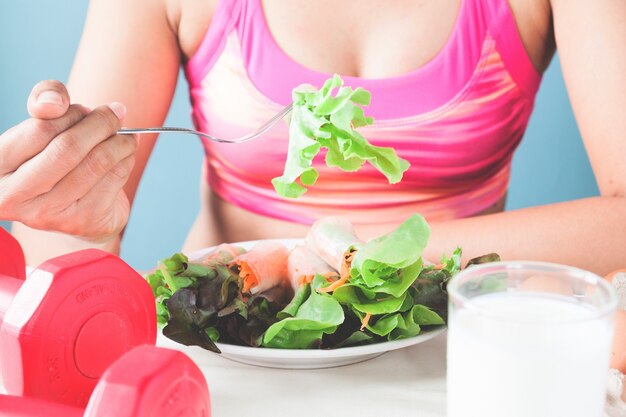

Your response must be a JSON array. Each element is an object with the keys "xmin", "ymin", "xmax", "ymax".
[
  {"xmin": 194, "ymin": 243, "xmax": 246, "ymax": 265},
  {"xmin": 304, "ymin": 217, "xmax": 364, "ymax": 275},
  {"xmin": 230, "ymin": 241, "xmax": 290, "ymax": 294},
  {"xmin": 287, "ymin": 244, "xmax": 338, "ymax": 291}
]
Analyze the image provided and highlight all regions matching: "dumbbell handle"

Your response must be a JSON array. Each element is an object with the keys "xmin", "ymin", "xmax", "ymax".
[
  {"xmin": 0, "ymin": 274, "xmax": 22, "ymax": 324},
  {"xmin": 0, "ymin": 227, "xmax": 27, "ymax": 324}
]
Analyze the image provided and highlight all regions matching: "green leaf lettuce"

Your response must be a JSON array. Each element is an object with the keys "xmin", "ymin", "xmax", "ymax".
[{"xmin": 272, "ymin": 74, "xmax": 410, "ymax": 198}]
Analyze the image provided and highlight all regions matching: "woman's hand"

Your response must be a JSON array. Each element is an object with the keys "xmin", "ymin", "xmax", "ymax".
[{"xmin": 0, "ymin": 80, "xmax": 138, "ymax": 241}]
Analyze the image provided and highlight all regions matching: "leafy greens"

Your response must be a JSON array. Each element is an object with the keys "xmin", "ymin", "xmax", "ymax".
[
  {"xmin": 145, "ymin": 251, "xmax": 291, "ymax": 353},
  {"xmin": 145, "ymin": 216, "xmax": 500, "ymax": 351},
  {"xmin": 272, "ymin": 74, "xmax": 410, "ymax": 198}
]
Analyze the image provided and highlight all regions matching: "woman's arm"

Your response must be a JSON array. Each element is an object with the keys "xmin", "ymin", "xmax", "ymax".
[
  {"xmin": 11, "ymin": 0, "xmax": 208, "ymax": 265},
  {"xmin": 425, "ymin": 0, "xmax": 626, "ymax": 275}
]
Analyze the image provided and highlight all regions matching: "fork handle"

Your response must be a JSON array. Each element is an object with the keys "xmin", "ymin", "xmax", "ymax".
[{"xmin": 117, "ymin": 127, "xmax": 195, "ymax": 135}]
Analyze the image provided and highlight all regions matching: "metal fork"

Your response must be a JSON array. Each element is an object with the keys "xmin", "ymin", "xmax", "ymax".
[{"xmin": 117, "ymin": 103, "xmax": 293, "ymax": 143}]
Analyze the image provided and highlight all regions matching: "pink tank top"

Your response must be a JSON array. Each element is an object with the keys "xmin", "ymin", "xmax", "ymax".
[{"xmin": 184, "ymin": 0, "xmax": 541, "ymax": 225}]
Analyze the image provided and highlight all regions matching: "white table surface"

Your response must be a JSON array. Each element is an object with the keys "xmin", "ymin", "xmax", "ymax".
[
  {"xmin": 156, "ymin": 331, "xmax": 448, "ymax": 417},
  {"xmin": 0, "ymin": 330, "xmax": 622, "ymax": 416}
]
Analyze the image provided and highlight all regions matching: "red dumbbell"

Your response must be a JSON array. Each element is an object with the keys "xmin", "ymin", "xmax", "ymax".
[
  {"xmin": 0, "ymin": 228, "xmax": 156, "ymax": 407},
  {"xmin": 0, "ymin": 345, "xmax": 211, "ymax": 417}
]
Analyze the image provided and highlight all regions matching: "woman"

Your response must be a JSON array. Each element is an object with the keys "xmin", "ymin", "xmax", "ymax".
[{"xmin": 0, "ymin": 0, "xmax": 624, "ymax": 274}]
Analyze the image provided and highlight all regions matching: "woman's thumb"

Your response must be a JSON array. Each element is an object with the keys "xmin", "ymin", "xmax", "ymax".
[{"xmin": 27, "ymin": 80, "xmax": 71, "ymax": 120}]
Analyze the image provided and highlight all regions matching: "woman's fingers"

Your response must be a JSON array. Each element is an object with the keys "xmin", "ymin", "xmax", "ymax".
[
  {"xmin": 15, "ymin": 103, "xmax": 126, "ymax": 195},
  {"xmin": 0, "ymin": 81, "xmax": 138, "ymax": 239},
  {"xmin": 0, "ymin": 104, "xmax": 90, "ymax": 175},
  {"xmin": 21, "ymin": 152, "xmax": 136, "ymax": 238},
  {"xmin": 27, "ymin": 80, "xmax": 71, "ymax": 120},
  {"xmin": 70, "ymin": 155, "xmax": 136, "ymax": 239},
  {"xmin": 44, "ymin": 132, "xmax": 138, "ymax": 204}
]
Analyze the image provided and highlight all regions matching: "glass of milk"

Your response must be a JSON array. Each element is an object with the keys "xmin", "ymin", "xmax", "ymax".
[{"xmin": 447, "ymin": 261, "xmax": 617, "ymax": 417}]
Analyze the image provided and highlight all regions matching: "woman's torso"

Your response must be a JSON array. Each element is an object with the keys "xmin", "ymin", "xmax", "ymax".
[{"xmin": 167, "ymin": 0, "xmax": 554, "ymax": 250}]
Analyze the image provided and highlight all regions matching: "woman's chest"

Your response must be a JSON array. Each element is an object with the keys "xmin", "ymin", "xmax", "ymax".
[
  {"xmin": 260, "ymin": 0, "xmax": 462, "ymax": 78},
  {"xmin": 184, "ymin": 0, "xmax": 541, "ymax": 189},
  {"xmin": 192, "ymin": 34, "xmax": 534, "ymax": 188},
  {"xmin": 176, "ymin": 0, "xmax": 553, "ymax": 76}
]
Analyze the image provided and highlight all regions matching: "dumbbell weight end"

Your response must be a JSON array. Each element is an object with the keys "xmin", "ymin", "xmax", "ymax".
[
  {"xmin": 0, "ymin": 228, "xmax": 157, "ymax": 407},
  {"xmin": 0, "ymin": 346, "xmax": 211, "ymax": 417}
]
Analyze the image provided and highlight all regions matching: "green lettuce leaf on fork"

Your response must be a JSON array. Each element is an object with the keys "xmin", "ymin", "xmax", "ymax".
[{"xmin": 271, "ymin": 74, "xmax": 410, "ymax": 198}]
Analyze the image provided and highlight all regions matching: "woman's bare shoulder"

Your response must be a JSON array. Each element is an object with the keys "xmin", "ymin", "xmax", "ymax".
[{"xmin": 165, "ymin": 0, "xmax": 218, "ymax": 59}]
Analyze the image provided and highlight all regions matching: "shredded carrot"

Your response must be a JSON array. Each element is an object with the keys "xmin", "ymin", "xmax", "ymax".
[
  {"xmin": 340, "ymin": 250, "xmax": 356, "ymax": 278},
  {"xmin": 298, "ymin": 275, "xmax": 315, "ymax": 285},
  {"xmin": 298, "ymin": 272, "xmax": 338, "ymax": 286},
  {"xmin": 432, "ymin": 263, "xmax": 445, "ymax": 270},
  {"xmin": 237, "ymin": 261, "xmax": 258, "ymax": 293},
  {"xmin": 316, "ymin": 274, "xmax": 350, "ymax": 293},
  {"xmin": 317, "ymin": 252, "xmax": 354, "ymax": 293},
  {"xmin": 360, "ymin": 313, "xmax": 372, "ymax": 331},
  {"xmin": 340, "ymin": 264, "xmax": 350, "ymax": 281},
  {"xmin": 311, "ymin": 250, "xmax": 356, "ymax": 294}
]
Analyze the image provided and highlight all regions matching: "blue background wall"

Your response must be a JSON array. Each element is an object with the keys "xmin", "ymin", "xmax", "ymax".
[{"xmin": 0, "ymin": 2, "xmax": 597, "ymax": 270}]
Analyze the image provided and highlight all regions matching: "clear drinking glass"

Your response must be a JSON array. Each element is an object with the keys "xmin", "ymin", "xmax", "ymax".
[{"xmin": 447, "ymin": 261, "xmax": 617, "ymax": 417}]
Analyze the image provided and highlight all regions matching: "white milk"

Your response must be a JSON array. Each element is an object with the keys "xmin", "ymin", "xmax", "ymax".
[{"xmin": 447, "ymin": 292, "xmax": 613, "ymax": 417}]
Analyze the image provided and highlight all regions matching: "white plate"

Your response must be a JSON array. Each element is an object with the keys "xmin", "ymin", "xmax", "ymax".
[
  {"xmin": 210, "ymin": 329, "xmax": 444, "ymax": 369},
  {"xmin": 172, "ymin": 239, "xmax": 446, "ymax": 369}
]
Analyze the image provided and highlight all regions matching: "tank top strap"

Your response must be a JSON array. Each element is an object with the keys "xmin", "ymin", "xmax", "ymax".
[
  {"xmin": 478, "ymin": 0, "xmax": 541, "ymax": 98},
  {"xmin": 185, "ymin": 0, "xmax": 243, "ymax": 84}
]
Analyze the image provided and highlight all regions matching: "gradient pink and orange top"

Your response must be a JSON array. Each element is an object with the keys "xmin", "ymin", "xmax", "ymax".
[{"xmin": 184, "ymin": 0, "xmax": 541, "ymax": 226}]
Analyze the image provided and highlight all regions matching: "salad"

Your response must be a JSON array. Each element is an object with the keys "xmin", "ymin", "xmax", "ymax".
[
  {"xmin": 272, "ymin": 74, "xmax": 410, "ymax": 198},
  {"xmin": 145, "ymin": 214, "xmax": 499, "ymax": 353}
]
